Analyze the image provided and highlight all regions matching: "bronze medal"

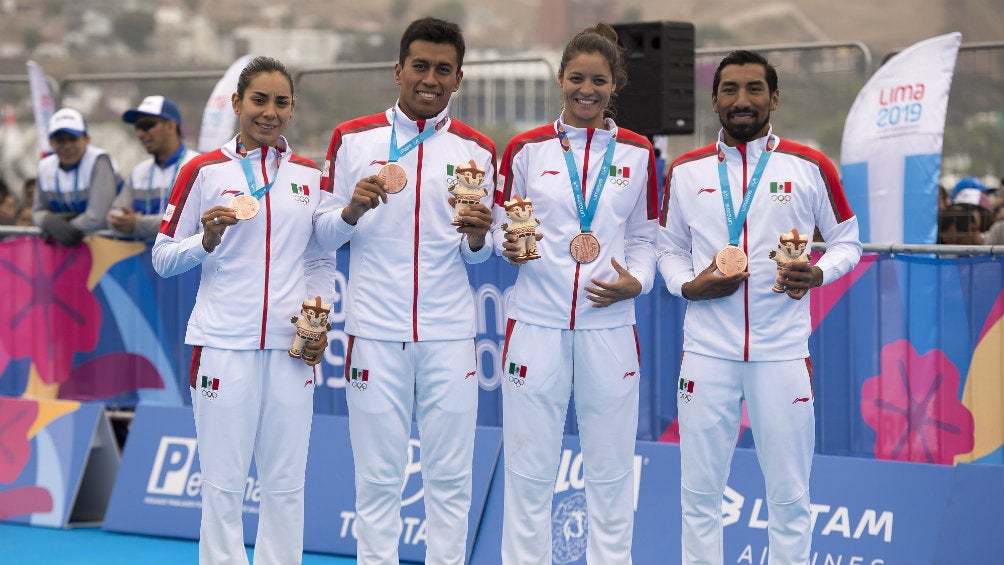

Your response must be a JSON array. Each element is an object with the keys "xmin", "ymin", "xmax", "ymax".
[
  {"xmin": 378, "ymin": 162, "xmax": 408, "ymax": 194},
  {"xmin": 715, "ymin": 245, "xmax": 748, "ymax": 276},
  {"xmin": 229, "ymin": 194, "xmax": 260, "ymax": 220},
  {"xmin": 569, "ymin": 232, "xmax": 601, "ymax": 263}
]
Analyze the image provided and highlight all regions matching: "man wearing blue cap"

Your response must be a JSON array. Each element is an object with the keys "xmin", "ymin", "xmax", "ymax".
[
  {"xmin": 34, "ymin": 107, "xmax": 122, "ymax": 246},
  {"xmin": 109, "ymin": 95, "xmax": 200, "ymax": 240}
]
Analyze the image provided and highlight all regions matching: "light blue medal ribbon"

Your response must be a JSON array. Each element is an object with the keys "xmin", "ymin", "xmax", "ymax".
[
  {"xmin": 387, "ymin": 109, "xmax": 444, "ymax": 163},
  {"xmin": 238, "ymin": 148, "xmax": 283, "ymax": 199},
  {"xmin": 556, "ymin": 122, "xmax": 617, "ymax": 234},
  {"xmin": 717, "ymin": 135, "xmax": 775, "ymax": 246}
]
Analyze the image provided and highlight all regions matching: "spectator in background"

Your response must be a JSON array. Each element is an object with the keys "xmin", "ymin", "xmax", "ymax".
[
  {"xmin": 109, "ymin": 96, "xmax": 199, "ymax": 240},
  {"xmin": 938, "ymin": 183, "xmax": 951, "ymax": 212},
  {"xmin": 951, "ymin": 176, "xmax": 994, "ymax": 231},
  {"xmin": 33, "ymin": 108, "xmax": 121, "ymax": 246},
  {"xmin": 938, "ymin": 202, "xmax": 984, "ymax": 245},
  {"xmin": 0, "ymin": 191, "xmax": 16, "ymax": 226},
  {"xmin": 0, "ymin": 178, "xmax": 13, "ymax": 225},
  {"xmin": 15, "ymin": 205, "xmax": 33, "ymax": 227},
  {"xmin": 22, "ymin": 178, "xmax": 36, "ymax": 207}
]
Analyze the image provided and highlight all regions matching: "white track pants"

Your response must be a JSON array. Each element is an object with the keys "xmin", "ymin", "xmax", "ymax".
[
  {"xmin": 191, "ymin": 347, "xmax": 316, "ymax": 565},
  {"xmin": 501, "ymin": 322, "xmax": 641, "ymax": 565},
  {"xmin": 344, "ymin": 337, "xmax": 479, "ymax": 565},
  {"xmin": 678, "ymin": 352, "xmax": 815, "ymax": 565}
]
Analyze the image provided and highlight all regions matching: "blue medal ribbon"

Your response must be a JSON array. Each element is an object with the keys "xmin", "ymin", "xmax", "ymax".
[
  {"xmin": 238, "ymin": 148, "xmax": 283, "ymax": 200},
  {"xmin": 556, "ymin": 121, "xmax": 617, "ymax": 234},
  {"xmin": 717, "ymin": 135, "xmax": 776, "ymax": 246},
  {"xmin": 388, "ymin": 108, "xmax": 446, "ymax": 163}
]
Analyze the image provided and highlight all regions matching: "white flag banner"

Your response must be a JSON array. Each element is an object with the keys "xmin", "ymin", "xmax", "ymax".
[
  {"xmin": 840, "ymin": 33, "xmax": 961, "ymax": 244},
  {"xmin": 197, "ymin": 54, "xmax": 254, "ymax": 153},
  {"xmin": 26, "ymin": 60, "xmax": 56, "ymax": 156}
]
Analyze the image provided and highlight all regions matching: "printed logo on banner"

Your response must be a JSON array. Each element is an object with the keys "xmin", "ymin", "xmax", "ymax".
[
  {"xmin": 147, "ymin": 436, "xmax": 197, "ymax": 496},
  {"xmin": 552, "ymin": 492, "xmax": 589, "ymax": 563},
  {"xmin": 548, "ymin": 448, "xmax": 646, "ymax": 563},
  {"xmin": 144, "ymin": 436, "xmax": 262, "ymax": 514},
  {"xmin": 723, "ymin": 484, "xmax": 895, "ymax": 565},
  {"xmin": 338, "ymin": 437, "xmax": 427, "ymax": 546}
]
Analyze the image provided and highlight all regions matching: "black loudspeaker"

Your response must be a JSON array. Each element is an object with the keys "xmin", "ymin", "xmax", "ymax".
[{"xmin": 611, "ymin": 21, "xmax": 695, "ymax": 136}]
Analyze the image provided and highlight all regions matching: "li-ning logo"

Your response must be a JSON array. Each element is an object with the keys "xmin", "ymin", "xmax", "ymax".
[
  {"xmin": 608, "ymin": 165, "xmax": 631, "ymax": 187},
  {"xmin": 793, "ymin": 396, "xmax": 811, "ymax": 404},
  {"xmin": 465, "ymin": 370, "xmax": 476, "ymax": 380},
  {"xmin": 770, "ymin": 181, "xmax": 793, "ymax": 203},
  {"xmin": 221, "ymin": 189, "xmax": 242, "ymax": 196},
  {"xmin": 291, "ymin": 182, "xmax": 310, "ymax": 205},
  {"xmin": 349, "ymin": 367, "xmax": 369, "ymax": 391},
  {"xmin": 507, "ymin": 361, "xmax": 527, "ymax": 387},
  {"xmin": 540, "ymin": 170, "xmax": 560, "ymax": 177},
  {"xmin": 678, "ymin": 377, "xmax": 695, "ymax": 403},
  {"xmin": 199, "ymin": 375, "xmax": 220, "ymax": 399},
  {"xmin": 698, "ymin": 187, "xmax": 717, "ymax": 195}
]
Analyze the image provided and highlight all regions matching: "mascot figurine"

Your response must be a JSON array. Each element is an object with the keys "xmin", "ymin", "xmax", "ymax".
[
  {"xmin": 289, "ymin": 296, "xmax": 332, "ymax": 359},
  {"xmin": 768, "ymin": 227, "xmax": 811, "ymax": 300},
  {"xmin": 448, "ymin": 159, "xmax": 488, "ymax": 226},
  {"xmin": 501, "ymin": 194, "xmax": 542, "ymax": 261}
]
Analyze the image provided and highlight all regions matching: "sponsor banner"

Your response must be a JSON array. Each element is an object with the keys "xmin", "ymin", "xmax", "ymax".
[
  {"xmin": 840, "ymin": 33, "xmax": 961, "ymax": 244},
  {"xmin": 26, "ymin": 60, "xmax": 55, "ymax": 156},
  {"xmin": 103, "ymin": 404, "xmax": 502, "ymax": 562},
  {"xmin": 197, "ymin": 54, "xmax": 254, "ymax": 153},
  {"xmin": 0, "ymin": 397, "xmax": 119, "ymax": 527},
  {"xmin": 469, "ymin": 439, "xmax": 1004, "ymax": 565},
  {"xmin": 470, "ymin": 435, "xmax": 680, "ymax": 564}
]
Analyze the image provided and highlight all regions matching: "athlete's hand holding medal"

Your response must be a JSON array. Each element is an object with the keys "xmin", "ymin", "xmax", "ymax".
[{"xmin": 341, "ymin": 173, "xmax": 392, "ymax": 226}]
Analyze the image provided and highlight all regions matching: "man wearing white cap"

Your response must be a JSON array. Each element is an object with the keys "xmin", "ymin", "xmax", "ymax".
[
  {"xmin": 33, "ymin": 107, "xmax": 122, "ymax": 246},
  {"xmin": 109, "ymin": 95, "xmax": 199, "ymax": 240}
]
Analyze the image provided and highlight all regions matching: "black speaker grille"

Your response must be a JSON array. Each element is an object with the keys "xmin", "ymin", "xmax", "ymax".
[{"xmin": 612, "ymin": 21, "xmax": 696, "ymax": 136}]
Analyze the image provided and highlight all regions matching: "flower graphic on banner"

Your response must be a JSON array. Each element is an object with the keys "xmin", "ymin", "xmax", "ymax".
[
  {"xmin": 0, "ymin": 397, "xmax": 53, "ymax": 520},
  {"xmin": 861, "ymin": 339, "xmax": 974, "ymax": 464},
  {"xmin": 0, "ymin": 238, "xmax": 101, "ymax": 385}
]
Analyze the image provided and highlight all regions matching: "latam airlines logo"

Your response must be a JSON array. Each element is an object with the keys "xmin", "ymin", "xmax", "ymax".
[{"xmin": 722, "ymin": 485, "xmax": 894, "ymax": 542}]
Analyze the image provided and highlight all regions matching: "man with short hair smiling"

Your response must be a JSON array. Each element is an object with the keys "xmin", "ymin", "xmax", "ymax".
[
  {"xmin": 34, "ymin": 107, "xmax": 122, "ymax": 246},
  {"xmin": 109, "ymin": 95, "xmax": 199, "ymax": 240}
]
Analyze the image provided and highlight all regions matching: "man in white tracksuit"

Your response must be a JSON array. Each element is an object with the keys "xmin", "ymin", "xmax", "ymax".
[
  {"xmin": 658, "ymin": 50, "xmax": 861, "ymax": 565},
  {"xmin": 314, "ymin": 17, "xmax": 495, "ymax": 565}
]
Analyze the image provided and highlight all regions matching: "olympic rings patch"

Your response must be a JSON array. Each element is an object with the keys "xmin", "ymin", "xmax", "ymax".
[
  {"xmin": 351, "ymin": 381, "xmax": 368, "ymax": 391},
  {"xmin": 202, "ymin": 389, "xmax": 218, "ymax": 399},
  {"xmin": 771, "ymin": 194, "xmax": 792, "ymax": 203},
  {"xmin": 608, "ymin": 178, "xmax": 630, "ymax": 187},
  {"xmin": 508, "ymin": 375, "xmax": 525, "ymax": 387}
]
